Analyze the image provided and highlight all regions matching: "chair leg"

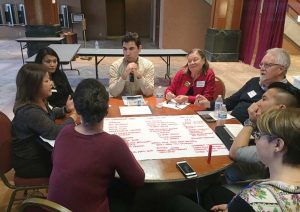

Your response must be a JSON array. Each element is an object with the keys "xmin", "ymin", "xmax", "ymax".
[{"xmin": 7, "ymin": 190, "xmax": 17, "ymax": 212}]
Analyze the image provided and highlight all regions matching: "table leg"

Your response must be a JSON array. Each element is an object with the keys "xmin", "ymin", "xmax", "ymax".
[
  {"xmin": 95, "ymin": 55, "xmax": 99, "ymax": 79},
  {"xmin": 20, "ymin": 42, "xmax": 24, "ymax": 64}
]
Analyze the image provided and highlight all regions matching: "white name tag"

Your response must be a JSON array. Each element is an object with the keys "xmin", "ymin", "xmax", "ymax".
[
  {"xmin": 196, "ymin": 81, "xmax": 205, "ymax": 87},
  {"xmin": 247, "ymin": 90, "xmax": 257, "ymax": 98}
]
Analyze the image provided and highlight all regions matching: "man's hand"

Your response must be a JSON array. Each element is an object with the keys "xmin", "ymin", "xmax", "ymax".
[
  {"xmin": 211, "ymin": 204, "xmax": 228, "ymax": 212},
  {"xmin": 248, "ymin": 102, "xmax": 260, "ymax": 122},
  {"xmin": 195, "ymin": 94, "xmax": 210, "ymax": 108},
  {"xmin": 122, "ymin": 62, "xmax": 141, "ymax": 80}
]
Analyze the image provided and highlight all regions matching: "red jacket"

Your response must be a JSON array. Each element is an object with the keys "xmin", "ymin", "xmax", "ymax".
[{"xmin": 165, "ymin": 68, "xmax": 215, "ymax": 103}]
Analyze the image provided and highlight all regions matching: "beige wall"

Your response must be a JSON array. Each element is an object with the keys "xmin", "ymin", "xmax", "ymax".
[{"xmin": 161, "ymin": 0, "xmax": 211, "ymax": 51}]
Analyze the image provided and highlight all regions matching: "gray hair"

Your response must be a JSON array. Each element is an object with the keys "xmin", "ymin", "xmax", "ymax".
[{"xmin": 266, "ymin": 48, "xmax": 290, "ymax": 71}]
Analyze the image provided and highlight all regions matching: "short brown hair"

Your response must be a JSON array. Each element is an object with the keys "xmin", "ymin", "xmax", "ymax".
[
  {"xmin": 122, "ymin": 32, "xmax": 141, "ymax": 47},
  {"xmin": 257, "ymin": 108, "xmax": 300, "ymax": 165}
]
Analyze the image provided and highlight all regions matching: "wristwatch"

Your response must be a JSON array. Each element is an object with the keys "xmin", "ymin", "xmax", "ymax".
[{"xmin": 244, "ymin": 119, "xmax": 256, "ymax": 128}]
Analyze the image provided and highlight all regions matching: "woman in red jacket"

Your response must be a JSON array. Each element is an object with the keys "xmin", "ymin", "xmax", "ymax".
[{"xmin": 165, "ymin": 48, "xmax": 215, "ymax": 104}]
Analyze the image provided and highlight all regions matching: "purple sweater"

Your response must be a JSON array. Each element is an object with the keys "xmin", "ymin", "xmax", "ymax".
[{"xmin": 48, "ymin": 124, "xmax": 145, "ymax": 212}]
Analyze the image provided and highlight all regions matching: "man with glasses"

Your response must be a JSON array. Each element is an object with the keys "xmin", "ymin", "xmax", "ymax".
[
  {"xmin": 225, "ymin": 82, "xmax": 300, "ymax": 183},
  {"xmin": 109, "ymin": 32, "xmax": 154, "ymax": 97},
  {"xmin": 195, "ymin": 48, "xmax": 291, "ymax": 123}
]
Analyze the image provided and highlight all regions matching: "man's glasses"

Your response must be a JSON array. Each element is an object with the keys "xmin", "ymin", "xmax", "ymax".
[
  {"xmin": 253, "ymin": 131, "xmax": 278, "ymax": 141},
  {"xmin": 259, "ymin": 63, "xmax": 284, "ymax": 70}
]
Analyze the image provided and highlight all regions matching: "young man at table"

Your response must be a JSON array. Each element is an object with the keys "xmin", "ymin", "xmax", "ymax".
[
  {"xmin": 109, "ymin": 32, "xmax": 154, "ymax": 97},
  {"xmin": 225, "ymin": 82, "xmax": 300, "ymax": 183},
  {"xmin": 195, "ymin": 48, "xmax": 291, "ymax": 123}
]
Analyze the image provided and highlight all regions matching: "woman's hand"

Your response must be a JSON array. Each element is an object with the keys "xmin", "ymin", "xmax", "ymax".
[
  {"xmin": 65, "ymin": 95, "xmax": 75, "ymax": 112},
  {"xmin": 166, "ymin": 92, "xmax": 176, "ymax": 101},
  {"xmin": 174, "ymin": 95, "xmax": 188, "ymax": 104},
  {"xmin": 211, "ymin": 204, "xmax": 228, "ymax": 212},
  {"xmin": 195, "ymin": 94, "xmax": 210, "ymax": 108}
]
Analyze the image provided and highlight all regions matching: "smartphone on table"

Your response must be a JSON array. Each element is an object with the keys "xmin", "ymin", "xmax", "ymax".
[
  {"xmin": 199, "ymin": 114, "xmax": 216, "ymax": 123},
  {"xmin": 176, "ymin": 161, "xmax": 197, "ymax": 179}
]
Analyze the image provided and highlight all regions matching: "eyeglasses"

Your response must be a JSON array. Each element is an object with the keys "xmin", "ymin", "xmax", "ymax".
[
  {"xmin": 259, "ymin": 63, "xmax": 283, "ymax": 70},
  {"xmin": 253, "ymin": 131, "xmax": 278, "ymax": 141}
]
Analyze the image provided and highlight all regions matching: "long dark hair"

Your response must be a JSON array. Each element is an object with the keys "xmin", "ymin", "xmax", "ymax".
[
  {"xmin": 35, "ymin": 47, "xmax": 60, "ymax": 73},
  {"xmin": 184, "ymin": 48, "xmax": 209, "ymax": 75},
  {"xmin": 14, "ymin": 63, "xmax": 48, "ymax": 113}
]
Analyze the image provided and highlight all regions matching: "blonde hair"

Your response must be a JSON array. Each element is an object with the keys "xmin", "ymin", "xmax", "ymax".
[{"xmin": 257, "ymin": 108, "xmax": 300, "ymax": 165}]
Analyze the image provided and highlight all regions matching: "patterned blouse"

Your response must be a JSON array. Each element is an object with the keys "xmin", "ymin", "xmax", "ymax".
[{"xmin": 230, "ymin": 180, "xmax": 300, "ymax": 212}]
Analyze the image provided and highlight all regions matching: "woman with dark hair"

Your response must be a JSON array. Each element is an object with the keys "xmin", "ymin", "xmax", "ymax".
[
  {"xmin": 12, "ymin": 63, "xmax": 77, "ymax": 178},
  {"xmin": 165, "ymin": 48, "xmax": 215, "ymax": 104},
  {"xmin": 35, "ymin": 47, "xmax": 73, "ymax": 108},
  {"xmin": 48, "ymin": 78, "xmax": 145, "ymax": 212}
]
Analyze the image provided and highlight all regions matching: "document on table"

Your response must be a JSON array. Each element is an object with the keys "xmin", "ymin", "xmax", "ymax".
[
  {"xmin": 122, "ymin": 95, "xmax": 146, "ymax": 106},
  {"xmin": 209, "ymin": 112, "xmax": 235, "ymax": 120},
  {"xmin": 103, "ymin": 115, "xmax": 228, "ymax": 160},
  {"xmin": 161, "ymin": 99, "xmax": 190, "ymax": 110},
  {"xmin": 224, "ymin": 124, "xmax": 244, "ymax": 138},
  {"xmin": 224, "ymin": 124, "xmax": 254, "ymax": 139},
  {"xmin": 119, "ymin": 106, "xmax": 152, "ymax": 116}
]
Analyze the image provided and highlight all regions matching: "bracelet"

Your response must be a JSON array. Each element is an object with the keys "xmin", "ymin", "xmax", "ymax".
[{"xmin": 243, "ymin": 119, "xmax": 256, "ymax": 128}]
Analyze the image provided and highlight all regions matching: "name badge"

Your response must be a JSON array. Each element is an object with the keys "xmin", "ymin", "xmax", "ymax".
[
  {"xmin": 196, "ymin": 81, "xmax": 205, "ymax": 87},
  {"xmin": 247, "ymin": 90, "xmax": 257, "ymax": 98}
]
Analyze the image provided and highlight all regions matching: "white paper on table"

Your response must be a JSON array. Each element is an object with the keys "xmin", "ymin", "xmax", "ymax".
[
  {"xmin": 119, "ymin": 106, "xmax": 152, "ymax": 116},
  {"xmin": 161, "ymin": 99, "xmax": 190, "ymax": 110},
  {"xmin": 122, "ymin": 95, "xmax": 145, "ymax": 106},
  {"xmin": 209, "ymin": 112, "xmax": 235, "ymax": 120},
  {"xmin": 103, "ymin": 115, "xmax": 229, "ymax": 160},
  {"xmin": 40, "ymin": 136, "xmax": 55, "ymax": 147},
  {"xmin": 224, "ymin": 124, "xmax": 244, "ymax": 138}
]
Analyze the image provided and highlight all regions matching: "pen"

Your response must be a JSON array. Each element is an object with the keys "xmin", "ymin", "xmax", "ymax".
[{"xmin": 207, "ymin": 144, "xmax": 212, "ymax": 164}]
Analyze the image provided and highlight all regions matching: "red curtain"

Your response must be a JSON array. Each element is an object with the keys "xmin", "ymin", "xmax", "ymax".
[
  {"xmin": 239, "ymin": 0, "xmax": 261, "ymax": 64},
  {"xmin": 239, "ymin": 0, "xmax": 288, "ymax": 67},
  {"xmin": 254, "ymin": 0, "xmax": 288, "ymax": 68}
]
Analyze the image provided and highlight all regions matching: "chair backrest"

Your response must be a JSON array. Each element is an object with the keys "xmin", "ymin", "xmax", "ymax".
[
  {"xmin": 213, "ymin": 76, "xmax": 226, "ymax": 101},
  {"xmin": 0, "ymin": 111, "xmax": 12, "ymax": 175},
  {"xmin": 19, "ymin": 198, "xmax": 72, "ymax": 212}
]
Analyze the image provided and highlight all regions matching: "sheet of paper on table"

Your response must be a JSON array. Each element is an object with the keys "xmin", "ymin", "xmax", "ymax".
[
  {"xmin": 209, "ymin": 111, "xmax": 235, "ymax": 120},
  {"xmin": 103, "ymin": 115, "xmax": 228, "ymax": 160},
  {"xmin": 122, "ymin": 95, "xmax": 146, "ymax": 106},
  {"xmin": 119, "ymin": 106, "xmax": 152, "ymax": 116},
  {"xmin": 224, "ymin": 124, "xmax": 244, "ymax": 138},
  {"xmin": 161, "ymin": 99, "xmax": 190, "ymax": 110}
]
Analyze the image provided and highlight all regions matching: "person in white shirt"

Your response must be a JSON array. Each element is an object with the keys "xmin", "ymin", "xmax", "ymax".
[{"xmin": 109, "ymin": 32, "xmax": 154, "ymax": 97}]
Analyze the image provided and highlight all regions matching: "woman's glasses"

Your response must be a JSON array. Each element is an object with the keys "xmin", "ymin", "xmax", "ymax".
[{"xmin": 253, "ymin": 131, "xmax": 278, "ymax": 141}]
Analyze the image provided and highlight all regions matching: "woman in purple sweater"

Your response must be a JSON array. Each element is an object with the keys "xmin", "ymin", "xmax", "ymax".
[{"xmin": 48, "ymin": 79, "xmax": 145, "ymax": 212}]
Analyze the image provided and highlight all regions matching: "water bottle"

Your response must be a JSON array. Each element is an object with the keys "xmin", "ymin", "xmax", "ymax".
[
  {"xmin": 156, "ymin": 86, "xmax": 164, "ymax": 108},
  {"xmin": 217, "ymin": 104, "xmax": 227, "ymax": 126},
  {"xmin": 214, "ymin": 95, "xmax": 223, "ymax": 118},
  {"xmin": 95, "ymin": 40, "xmax": 99, "ymax": 50}
]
